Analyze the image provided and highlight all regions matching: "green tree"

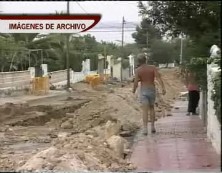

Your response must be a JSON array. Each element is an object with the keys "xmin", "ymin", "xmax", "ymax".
[
  {"xmin": 138, "ymin": 1, "xmax": 221, "ymax": 56},
  {"xmin": 0, "ymin": 35, "xmax": 28, "ymax": 71},
  {"xmin": 122, "ymin": 43, "xmax": 141, "ymax": 57},
  {"xmin": 132, "ymin": 18, "xmax": 162, "ymax": 48},
  {"xmin": 0, "ymin": 33, "xmax": 139, "ymax": 72},
  {"xmin": 170, "ymin": 38, "xmax": 199, "ymax": 64},
  {"xmin": 150, "ymin": 40, "xmax": 175, "ymax": 65}
]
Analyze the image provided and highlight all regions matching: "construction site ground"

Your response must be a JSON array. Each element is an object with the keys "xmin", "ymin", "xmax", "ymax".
[{"xmin": 0, "ymin": 68, "xmax": 219, "ymax": 172}]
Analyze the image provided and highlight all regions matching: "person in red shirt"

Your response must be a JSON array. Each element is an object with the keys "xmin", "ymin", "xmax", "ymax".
[
  {"xmin": 185, "ymin": 70, "xmax": 200, "ymax": 115},
  {"xmin": 133, "ymin": 54, "xmax": 166, "ymax": 135}
]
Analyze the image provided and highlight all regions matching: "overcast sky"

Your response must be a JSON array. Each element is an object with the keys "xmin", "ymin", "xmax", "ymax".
[{"xmin": 0, "ymin": 1, "xmax": 142, "ymax": 44}]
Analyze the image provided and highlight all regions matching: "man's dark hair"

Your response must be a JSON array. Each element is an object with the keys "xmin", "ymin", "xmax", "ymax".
[{"xmin": 137, "ymin": 53, "xmax": 147, "ymax": 65}]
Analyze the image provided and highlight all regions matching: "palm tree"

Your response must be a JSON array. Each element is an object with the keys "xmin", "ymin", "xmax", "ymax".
[{"xmin": 0, "ymin": 33, "xmax": 41, "ymax": 71}]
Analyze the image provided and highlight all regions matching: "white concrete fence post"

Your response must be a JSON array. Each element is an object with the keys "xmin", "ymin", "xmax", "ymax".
[{"xmin": 205, "ymin": 45, "xmax": 221, "ymax": 154}]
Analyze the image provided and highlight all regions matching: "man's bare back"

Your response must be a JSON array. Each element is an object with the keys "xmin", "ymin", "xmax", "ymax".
[
  {"xmin": 136, "ymin": 64, "xmax": 156, "ymax": 88},
  {"xmin": 133, "ymin": 63, "xmax": 165, "ymax": 95}
]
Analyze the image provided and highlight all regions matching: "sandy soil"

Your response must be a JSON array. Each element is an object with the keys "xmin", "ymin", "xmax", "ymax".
[{"xmin": 0, "ymin": 68, "xmax": 185, "ymax": 172}]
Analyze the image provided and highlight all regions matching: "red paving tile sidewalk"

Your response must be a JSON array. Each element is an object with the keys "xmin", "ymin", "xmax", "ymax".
[{"xmin": 130, "ymin": 100, "xmax": 221, "ymax": 172}]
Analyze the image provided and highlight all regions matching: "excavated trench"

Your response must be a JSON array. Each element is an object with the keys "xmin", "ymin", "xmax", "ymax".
[
  {"xmin": 0, "ymin": 93, "xmax": 139, "ymax": 171},
  {"xmin": 9, "ymin": 100, "xmax": 91, "ymax": 127}
]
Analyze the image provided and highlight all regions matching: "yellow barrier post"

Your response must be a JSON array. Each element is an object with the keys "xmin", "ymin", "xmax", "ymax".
[
  {"xmin": 31, "ymin": 77, "xmax": 49, "ymax": 95},
  {"xmin": 85, "ymin": 74, "xmax": 101, "ymax": 89}
]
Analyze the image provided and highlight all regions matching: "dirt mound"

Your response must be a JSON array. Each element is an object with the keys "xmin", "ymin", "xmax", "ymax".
[
  {"xmin": 14, "ymin": 86, "xmax": 139, "ymax": 172},
  {"xmin": 17, "ymin": 146, "xmax": 87, "ymax": 172},
  {"xmin": 160, "ymin": 68, "xmax": 186, "ymax": 99},
  {"xmin": 46, "ymin": 133, "xmax": 133, "ymax": 171},
  {"xmin": 18, "ymin": 131, "xmax": 135, "ymax": 172},
  {"xmin": 0, "ymin": 68, "xmax": 185, "ymax": 172}
]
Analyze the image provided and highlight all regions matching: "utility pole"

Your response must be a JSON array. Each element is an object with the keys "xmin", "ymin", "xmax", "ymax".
[
  {"xmin": 146, "ymin": 31, "xmax": 149, "ymax": 63},
  {"xmin": 180, "ymin": 33, "xmax": 183, "ymax": 65},
  {"xmin": 66, "ymin": 1, "xmax": 71, "ymax": 89},
  {"xmin": 121, "ymin": 16, "xmax": 125, "ymax": 48},
  {"xmin": 104, "ymin": 43, "xmax": 107, "ymax": 75},
  {"xmin": 121, "ymin": 16, "xmax": 125, "ymax": 81}
]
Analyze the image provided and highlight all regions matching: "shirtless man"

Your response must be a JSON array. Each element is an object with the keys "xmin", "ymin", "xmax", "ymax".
[{"xmin": 133, "ymin": 54, "xmax": 166, "ymax": 135}]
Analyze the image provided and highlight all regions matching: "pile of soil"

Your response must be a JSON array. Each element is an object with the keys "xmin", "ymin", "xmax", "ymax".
[{"xmin": 0, "ymin": 68, "xmax": 184, "ymax": 172}]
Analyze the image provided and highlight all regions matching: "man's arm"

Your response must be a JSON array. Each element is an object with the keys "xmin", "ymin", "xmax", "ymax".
[
  {"xmin": 133, "ymin": 70, "xmax": 139, "ymax": 93},
  {"xmin": 154, "ymin": 67, "xmax": 166, "ymax": 95}
]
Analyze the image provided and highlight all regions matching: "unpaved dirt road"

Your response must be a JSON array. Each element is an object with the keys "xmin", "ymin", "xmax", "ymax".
[{"xmin": 0, "ymin": 68, "xmax": 185, "ymax": 172}]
